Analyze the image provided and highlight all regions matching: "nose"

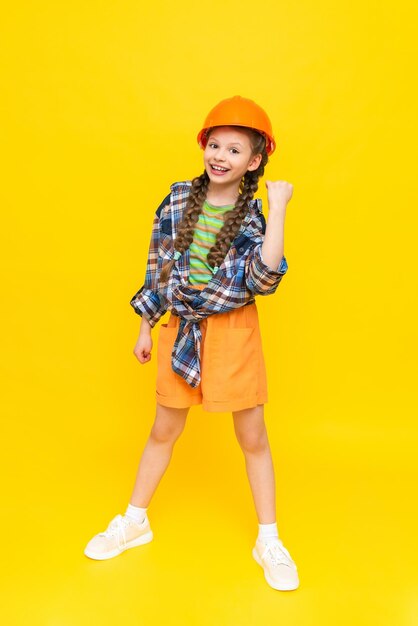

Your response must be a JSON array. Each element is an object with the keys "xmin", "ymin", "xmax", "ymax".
[{"xmin": 214, "ymin": 148, "xmax": 227, "ymax": 161}]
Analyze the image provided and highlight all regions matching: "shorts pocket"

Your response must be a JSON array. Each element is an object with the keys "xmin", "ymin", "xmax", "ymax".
[
  {"xmin": 156, "ymin": 325, "xmax": 179, "ymax": 397},
  {"xmin": 205, "ymin": 327, "xmax": 258, "ymax": 401}
]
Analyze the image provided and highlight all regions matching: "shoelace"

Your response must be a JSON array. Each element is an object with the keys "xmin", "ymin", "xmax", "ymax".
[
  {"xmin": 99, "ymin": 515, "xmax": 130, "ymax": 551},
  {"xmin": 261, "ymin": 540, "xmax": 295, "ymax": 569}
]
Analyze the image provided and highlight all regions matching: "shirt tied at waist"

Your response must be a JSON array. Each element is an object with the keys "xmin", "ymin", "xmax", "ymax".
[
  {"xmin": 172, "ymin": 317, "xmax": 204, "ymax": 388},
  {"xmin": 168, "ymin": 284, "xmax": 214, "ymax": 388}
]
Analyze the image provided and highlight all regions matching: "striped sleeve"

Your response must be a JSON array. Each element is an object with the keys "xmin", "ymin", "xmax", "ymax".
[
  {"xmin": 129, "ymin": 195, "xmax": 170, "ymax": 326},
  {"xmin": 245, "ymin": 243, "xmax": 288, "ymax": 296}
]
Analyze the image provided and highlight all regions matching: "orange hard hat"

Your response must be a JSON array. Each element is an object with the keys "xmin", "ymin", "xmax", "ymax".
[{"xmin": 197, "ymin": 95, "xmax": 276, "ymax": 156}]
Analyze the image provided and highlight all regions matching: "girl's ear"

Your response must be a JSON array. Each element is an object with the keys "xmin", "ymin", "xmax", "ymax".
[{"xmin": 247, "ymin": 153, "xmax": 262, "ymax": 172}]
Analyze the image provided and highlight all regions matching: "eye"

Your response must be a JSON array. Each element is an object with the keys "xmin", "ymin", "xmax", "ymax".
[
  {"xmin": 230, "ymin": 148, "xmax": 239, "ymax": 154},
  {"xmin": 208, "ymin": 143, "xmax": 218, "ymax": 149}
]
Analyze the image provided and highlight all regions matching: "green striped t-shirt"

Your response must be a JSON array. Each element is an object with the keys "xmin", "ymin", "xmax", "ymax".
[{"xmin": 188, "ymin": 199, "xmax": 235, "ymax": 285}]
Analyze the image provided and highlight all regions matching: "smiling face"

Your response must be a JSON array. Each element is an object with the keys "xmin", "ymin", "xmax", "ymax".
[{"xmin": 203, "ymin": 126, "xmax": 262, "ymax": 191}]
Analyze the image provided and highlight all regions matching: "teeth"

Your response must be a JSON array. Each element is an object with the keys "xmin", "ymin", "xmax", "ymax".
[{"xmin": 212, "ymin": 165, "xmax": 228, "ymax": 171}]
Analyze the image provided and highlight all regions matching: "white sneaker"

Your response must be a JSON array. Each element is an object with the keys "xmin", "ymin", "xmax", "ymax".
[
  {"xmin": 252, "ymin": 537, "xmax": 300, "ymax": 591},
  {"xmin": 84, "ymin": 514, "xmax": 153, "ymax": 560}
]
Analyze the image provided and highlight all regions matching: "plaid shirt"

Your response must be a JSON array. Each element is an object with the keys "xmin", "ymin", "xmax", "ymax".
[{"xmin": 130, "ymin": 181, "xmax": 288, "ymax": 388}]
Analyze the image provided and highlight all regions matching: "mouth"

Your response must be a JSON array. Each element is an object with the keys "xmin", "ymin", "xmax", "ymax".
[{"xmin": 210, "ymin": 164, "xmax": 230, "ymax": 175}]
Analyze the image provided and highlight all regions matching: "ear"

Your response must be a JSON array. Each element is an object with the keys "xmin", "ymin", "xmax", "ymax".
[{"xmin": 247, "ymin": 153, "xmax": 262, "ymax": 172}]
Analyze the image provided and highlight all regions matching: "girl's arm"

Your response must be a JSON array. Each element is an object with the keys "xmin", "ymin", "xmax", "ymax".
[
  {"xmin": 243, "ymin": 180, "xmax": 291, "ymax": 296},
  {"xmin": 260, "ymin": 180, "xmax": 292, "ymax": 271},
  {"xmin": 130, "ymin": 193, "xmax": 171, "ymax": 326}
]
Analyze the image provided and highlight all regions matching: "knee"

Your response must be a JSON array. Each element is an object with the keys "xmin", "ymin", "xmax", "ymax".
[
  {"xmin": 150, "ymin": 419, "xmax": 185, "ymax": 445},
  {"xmin": 235, "ymin": 428, "xmax": 268, "ymax": 454}
]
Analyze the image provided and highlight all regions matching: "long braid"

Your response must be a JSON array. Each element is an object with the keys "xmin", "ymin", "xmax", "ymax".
[
  {"xmin": 159, "ymin": 128, "xmax": 268, "ymax": 283},
  {"xmin": 159, "ymin": 171, "xmax": 209, "ymax": 283}
]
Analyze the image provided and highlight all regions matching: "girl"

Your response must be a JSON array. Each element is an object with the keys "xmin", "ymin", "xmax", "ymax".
[{"xmin": 84, "ymin": 95, "xmax": 299, "ymax": 592}]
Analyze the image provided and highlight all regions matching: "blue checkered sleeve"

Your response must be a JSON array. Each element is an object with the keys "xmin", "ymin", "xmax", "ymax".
[
  {"xmin": 245, "ymin": 243, "xmax": 288, "ymax": 295},
  {"xmin": 129, "ymin": 196, "xmax": 170, "ymax": 327}
]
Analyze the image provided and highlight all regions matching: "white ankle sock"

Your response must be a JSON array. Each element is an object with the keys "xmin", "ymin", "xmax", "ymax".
[
  {"xmin": 258, "ymin": 522, "xmax": 279, "ymax": 544},
  {"xmin": 125, "ymin": 503, "xmax": 148, "ymax": 524}
]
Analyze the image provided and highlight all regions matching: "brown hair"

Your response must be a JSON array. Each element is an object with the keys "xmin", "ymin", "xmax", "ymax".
[{"xmin": 159, "ymin": 126, "xmax": 269, "ymax": 283}]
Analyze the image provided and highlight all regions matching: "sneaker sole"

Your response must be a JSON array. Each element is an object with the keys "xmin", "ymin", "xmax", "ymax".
[
  {"xmin": 84, "ymin": 530, "xmax": 153, "ymax": 560},
  {"xmin": 252, "ymin": 547, "xmax": 299, "ymax": 591}
]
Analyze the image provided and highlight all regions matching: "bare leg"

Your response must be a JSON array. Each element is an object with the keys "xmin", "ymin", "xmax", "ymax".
[
  {"xmin": 129, "ymin": 403, "xmax": 189, "ymax": 507},
  {"xmin": 232, "ymin": 404, "xmax": 276, "ymax": 524}
]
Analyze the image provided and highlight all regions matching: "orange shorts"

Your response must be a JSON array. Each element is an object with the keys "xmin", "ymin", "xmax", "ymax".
[{"xmin": 156, "ymin": 288, "xmax": 268, "ymax": 412}]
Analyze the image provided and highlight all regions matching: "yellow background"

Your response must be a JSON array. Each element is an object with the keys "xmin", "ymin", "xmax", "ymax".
[{"xmin": 1, "ymin": 1, "xmax": 417, "ymax": 624}]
